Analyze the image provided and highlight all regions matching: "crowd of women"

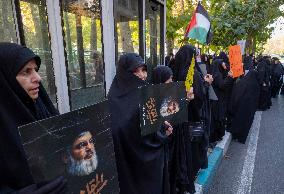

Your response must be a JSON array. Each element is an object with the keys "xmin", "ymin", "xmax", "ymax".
[{"xmin": 0, "ymin": 42, "xmax": 283, "ymax": 194}]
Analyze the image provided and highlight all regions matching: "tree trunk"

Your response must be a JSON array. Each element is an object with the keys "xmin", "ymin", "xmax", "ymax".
[
  {"xmin": 64, "ymin": 12, "xmax": 75, "ymax": 72},
  {"xmin": 2, "ymin": 0, "xmax": 16, "ymax": 42},
  {"xmin": 90, "ymin": 17, "xmax": 97, "ymax": 51},
  {"xmin": 166, "ymin": 37, "xmax": 174, "ymax": 55},
  {"xmin": 31, "ymin": 3, "xmax": 41, "ymax": 49},
  {"xmin": 38, "ymin": 2, "xmax": 57, "ymax": 97},
  {"xmin": 146, "ymin": 14, "xmax": 158, "ymax": 80},
  {"xmin": 119, "ymin": 16, "xmax": 134, "ymax": 52},
  {"xmin": 246, "ymin": 36, "xmax": 253, "ymax": 55},
  {"xmin": 76, "ymin": 14, "xmax": 87, "ymax": 88},
  {"xmin": 252, "ymin": 37, "xmax": 256, "ymax": 55},
  {"xmin": 150, "ymin": 15, "xmax": 157, "ymax": 66},
  {"xmin": 0, "ymin": 1, "xmax": 4, "ymax": 41}
]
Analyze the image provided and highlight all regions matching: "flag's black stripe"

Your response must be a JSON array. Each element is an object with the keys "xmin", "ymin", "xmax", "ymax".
[{"xmin": 196, "ymin": 2, "xmax": 210, "ymax": 21}]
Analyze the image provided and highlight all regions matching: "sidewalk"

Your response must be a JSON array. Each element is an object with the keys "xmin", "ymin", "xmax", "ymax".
[{"xmin": 195, "ymin": 131, "xmax": 232, "ymax": 194}]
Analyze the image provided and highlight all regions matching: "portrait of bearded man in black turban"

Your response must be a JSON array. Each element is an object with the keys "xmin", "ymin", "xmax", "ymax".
[{"xmin": 63, "ymin": 131, "xmax": 98, "ymax": 176}]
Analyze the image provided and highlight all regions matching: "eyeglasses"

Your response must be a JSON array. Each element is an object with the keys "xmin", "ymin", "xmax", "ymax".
[{"xmin": 74, "ymin": 138, "xmax": 95, "ymax": 150}]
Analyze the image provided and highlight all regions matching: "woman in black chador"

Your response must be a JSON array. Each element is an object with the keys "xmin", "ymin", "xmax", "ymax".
[
  {"xmin": 218, "ymin": 52, "xmax": 230, "ymax": 67},
  {"xmin": 227, "ymin": 56, "xmax": 260, "ymax": 144},
  {"xmin": 170, "ymin": 44, "xmax": 211, "ymax": 194},
  {"xmin": 108, "ymin": 53, "xmax": 172, "ymax": 194},
  {"xmin": 210, "ymin": 59, "xmax": 234, "ymax": 142},
  {"xmin": 152, "ymin": 65, "xmax": 173, "ymax": 84},
  {"xmin": 0, "ymin": 43, "xmax": 66, "ymax": 193},
  {"xmin": 257, "ymin": 57, "xmax": 272, "ymax": 111},
  {"xmin": 270, "ymin": 57, "xmax": 284, "ymax": 98}
]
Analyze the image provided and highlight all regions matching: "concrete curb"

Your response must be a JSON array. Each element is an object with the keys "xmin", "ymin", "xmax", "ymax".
[{"xmin": 194, "ymin": 132, "xmax": 232, "ymax": 194}]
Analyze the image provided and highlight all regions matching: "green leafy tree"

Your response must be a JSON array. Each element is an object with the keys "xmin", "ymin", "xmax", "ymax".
[
  {"xmin": 211, "ymin": 0, "xmax": 283, "ymax": 53},
  {"xmin": 166, "ymin": 0, "xmax": 195, "ymax": 55},
  {"xmin": 166, "ymin": 0, "xmax": 284, "ymax": 54}
]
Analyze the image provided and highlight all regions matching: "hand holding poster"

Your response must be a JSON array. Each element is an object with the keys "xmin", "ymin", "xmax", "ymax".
[
  {"xmin": 19, "ymin": 101, "xmax": 119, "ymax": 194},
  {"xmin": 229, "ymin": 45, "xmax": 244, "ymax": 78},
  {"xmin": 139, "ymin": 82, "xmax": 188, "ymax": 136}
]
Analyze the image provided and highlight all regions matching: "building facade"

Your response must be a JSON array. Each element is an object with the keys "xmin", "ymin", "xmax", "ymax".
[{"xmin": 0, "ymin": 0, "xmax": 166, "ymax": 113}]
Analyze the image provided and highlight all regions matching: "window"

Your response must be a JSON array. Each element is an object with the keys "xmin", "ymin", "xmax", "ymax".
[
  {"xmin": 19, "ymin": 0, "xmax": 57, "ymax": 105},
  {"xmin": 61, "ymin": 0, "xmax": 105, "ymax": 110},
  {"xmin": 0, "ymin": 0, "xmax": 17, "ymax": 43},
  {"xmin": 114, "ymin": 0, "xmax": 140, "ymax": 61}
]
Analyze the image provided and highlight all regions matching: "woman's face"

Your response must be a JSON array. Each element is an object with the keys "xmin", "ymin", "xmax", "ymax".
[
  {"xmin": 16, "ymin": 59, "xmax": 41, "ymax": 100},
  {"xmin": 165, "ymin": 76, "xmax": 173, "ymax": 83},
  {"xmin": 133, "ymin": 66, "xmax": 147, "ymax": 81},
  {"xmin": 221, "ymin": 62, "xmax": 227, "ymax": 70}
]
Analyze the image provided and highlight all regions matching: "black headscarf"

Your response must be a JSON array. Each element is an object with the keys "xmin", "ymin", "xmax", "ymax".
[
  {"xmin": 218, "ymin": 52, "xmax": 229, "ymax": 64},
  {"xmin": 109, "ymin": 53, "xmax": 170, "ymax": 194},
  {"xmin": 256, "ymin": 59, "xmax": 269, "ymax": 85},
  {"xmin": 271, "ymin": 60, "xmax": 284, "ymax": 78},
  {"xmin": 0, "ymin": 43, "xmax": 58, "ymax": 190},
  {"xmin": 152, "ymin": 66, "xmax": 173, "ymax": 84},
  {"xmin": 108, "ymin": 53, "xmax": 146, "ymax": 98},
  {"xmin": 244, "ymin": 55, "xmax": 254, "ymax": 71},
  {"xmin": 172, "ymin": 44, "xmax": 196, "ymax": 81},
  {"xmin": 212, "ymin": 59, "xmax": 228, "ymax": 78},
  {"xmin": 210, "ymin": 59, "xmax": 234, "ymax": 142}
]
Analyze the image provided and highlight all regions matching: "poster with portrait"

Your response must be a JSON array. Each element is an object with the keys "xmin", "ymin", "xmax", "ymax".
[
  {"xmin": 139, "ymin": 81, "xmax": 188, "ymax": 136},
  {"xmin": 19, "ymin": 101, "xmax": 119, "ymax": 194}
]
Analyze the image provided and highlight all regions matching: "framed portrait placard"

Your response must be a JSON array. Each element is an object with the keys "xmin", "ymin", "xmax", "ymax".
[
  {"xmin": 19, "ymin": 101, "xmax": 119, "ymax": 194},
  {"xmin": 139, "ymin": 82, "xmax": 188, "ymax": 136}
]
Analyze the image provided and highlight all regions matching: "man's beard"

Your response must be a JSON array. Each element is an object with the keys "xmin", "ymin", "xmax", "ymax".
[{"xmin": 67, "ymin": 151, "xmax": 98, "ymax": 176}]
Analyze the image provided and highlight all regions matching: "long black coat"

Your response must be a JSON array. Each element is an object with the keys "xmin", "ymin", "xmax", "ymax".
[
  {"xmin": 210, "ymin": 59, "xmax": 234, "ymax": 141},
  {"xmin": 271, "ymin": 62, "xmax": 284, "ymax": 97},
  {"xmin": 227, "ymin": 70, "xmax": 260, "ymax": 143},
  {"xmin": 170, "ymin": 45, "xmax": 209, "ymax": 194},
  {"xmin": 0, "ymin": 43, "xmax": 58, "ymax": 191},
  {"xmin": 257, "ymin": 59, "xmax": 271, "ymax": 110},
  {"xmin": 108, "ymin": 53, "xmax": 170, "ymax": 194},
  {"xmin": 211, "ymin": 59, "xmax": 234, "ymax": 121}
]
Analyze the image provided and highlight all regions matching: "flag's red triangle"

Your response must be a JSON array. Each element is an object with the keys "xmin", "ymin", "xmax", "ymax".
[{"xmin": 185, "ymin": 11, "xmax": 197, "ymax": 37}]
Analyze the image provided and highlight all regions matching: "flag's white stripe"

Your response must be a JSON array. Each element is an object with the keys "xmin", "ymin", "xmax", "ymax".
[{"xmin": 196, "ymin": 13, "xmax": 210, "ymax": 32}]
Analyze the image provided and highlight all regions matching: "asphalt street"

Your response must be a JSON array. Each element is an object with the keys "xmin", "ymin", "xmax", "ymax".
[{"xmin": 208, "ymin": 95, "xmax": 284, "ymax": 194}]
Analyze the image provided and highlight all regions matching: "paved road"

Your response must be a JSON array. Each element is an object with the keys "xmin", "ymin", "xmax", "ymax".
[{"xmin": 208, "ymin": 96, "xmax": 284, "ymax": 194}]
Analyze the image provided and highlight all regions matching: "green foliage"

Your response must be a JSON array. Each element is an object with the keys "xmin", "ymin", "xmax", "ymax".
[
  {"xmin": 166, "ymin": 0, "xmax": 195, "ymax": 42},
  {"xmin": 211, "ymin": 0, "xmax": 283, "ymax": 52},
  {"xmin": 166, "ymin": 0, "xmax": 284, "ymax": 53}
]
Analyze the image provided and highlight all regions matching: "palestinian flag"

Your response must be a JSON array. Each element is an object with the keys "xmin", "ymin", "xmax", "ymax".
[{"xmin": 184, "ymin": 2, "xmax": 211, "ymax": 44}]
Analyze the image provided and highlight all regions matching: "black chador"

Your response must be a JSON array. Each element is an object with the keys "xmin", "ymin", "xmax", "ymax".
[
  {"xmin": 151, "ymin": 65, "xmax": 173, "ymax": 194},
  {"xmin": 170, "ymin": 45, "xmax": 209, "ymax": 194},
  {"xmin": 270, "ymin": 59, "xmax": 284, "ymax": 98},
  {"xmin": 210, "ymin": 59, "xmax": 234, "ymax": 142},
  {"xmin": 257, "ymin": 58, "xmax": 272, "ymax": 110},
  {"xmin": 152, "ymin": 65, "xmax": 173, "ymax": 84},
  {"xmin": 227, "ymin": 68, "xmax": 260, "ymax": 144},
  {"xmin": 0, "ymin": 43, "xmax": 59, "ymax": 192},
  {"xmin": 108, "ymin": 53, "xmax": 170, "ymax": 194}
]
